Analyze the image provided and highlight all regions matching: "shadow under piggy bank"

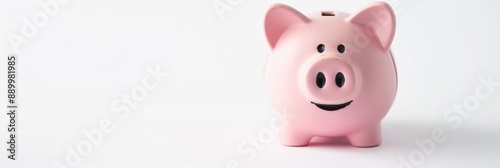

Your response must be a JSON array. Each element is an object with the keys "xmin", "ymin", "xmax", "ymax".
[{"xmin": 304, "ymin": 120, "xmax": 500, "ymax": 152}]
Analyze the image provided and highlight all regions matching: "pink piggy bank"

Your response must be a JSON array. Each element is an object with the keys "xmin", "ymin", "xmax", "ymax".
[{"xmin": 264, "ymin": 1, "xmax": 397, "ymax": 147}]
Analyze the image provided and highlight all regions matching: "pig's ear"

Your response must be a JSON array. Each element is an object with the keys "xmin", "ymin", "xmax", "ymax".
[
  {"xmin": 265, "ymin": 4, "xmax": 310, "ymax": 49},
  {"xmin": 347, "ymin": 2, "xmax": 396, "ymax": 50}
]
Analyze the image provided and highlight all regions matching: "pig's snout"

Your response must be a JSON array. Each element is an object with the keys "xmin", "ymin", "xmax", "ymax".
[{"xmin": 300, "ymin": 55, "xmax": 360, "ymax": 104}]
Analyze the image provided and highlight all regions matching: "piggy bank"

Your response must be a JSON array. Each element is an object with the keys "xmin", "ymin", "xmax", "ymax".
[{"xmin": 264, "ymin": 1, "xmax": 397, "ymax": 147}]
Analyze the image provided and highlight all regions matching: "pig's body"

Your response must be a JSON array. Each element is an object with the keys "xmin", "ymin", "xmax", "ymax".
[{"xmin": 264, "ymin": 2, "xmax": 397, "ymax": 147}]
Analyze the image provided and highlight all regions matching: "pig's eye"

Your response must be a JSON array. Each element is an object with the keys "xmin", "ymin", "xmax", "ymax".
[
  {"xmin": 317, "ymin": 44, "xmax": 325, "ymax": 53},
  {"xmin": 337, "ymin": 44, "xmax": 345, "ymax": 53}
]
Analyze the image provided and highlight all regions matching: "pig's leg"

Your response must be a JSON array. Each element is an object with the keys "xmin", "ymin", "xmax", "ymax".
[
  {"xmin": 280, "ymin": 127, "xmax": 312, "ymax": 146},
  {"xmin": 347, "ymin": 123, "xmax": 382, "ymax": 147}
]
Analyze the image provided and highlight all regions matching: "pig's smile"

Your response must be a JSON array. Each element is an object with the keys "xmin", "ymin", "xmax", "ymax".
[{"xmin": 311, "ymin": 100, "xmax": 353, "ymax": 111}]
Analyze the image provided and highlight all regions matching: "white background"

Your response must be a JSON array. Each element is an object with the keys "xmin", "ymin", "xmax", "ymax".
[{"xmin": 0, "ymin": 0, "xmax": 499, "ymax": 167}]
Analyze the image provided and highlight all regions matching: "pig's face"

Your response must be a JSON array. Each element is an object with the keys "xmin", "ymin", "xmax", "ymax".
[{"xmin": 264, "ymin": 2, "xmax": 397, "ymax": 136}]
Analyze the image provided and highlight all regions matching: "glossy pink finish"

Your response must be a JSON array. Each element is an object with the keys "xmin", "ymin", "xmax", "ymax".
[{"xmin": 264, "ymin": 1, "xmax": 397, "ymax": 147}]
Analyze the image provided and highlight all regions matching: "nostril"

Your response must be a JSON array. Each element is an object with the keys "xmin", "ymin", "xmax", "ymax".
[
  {"xmin": 316, "ymin": 72, "xmax": 326, "ymax": 88},
  {"xmin": 335, "ymin": 72, "xmax": 345, "ymax": 88}
]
